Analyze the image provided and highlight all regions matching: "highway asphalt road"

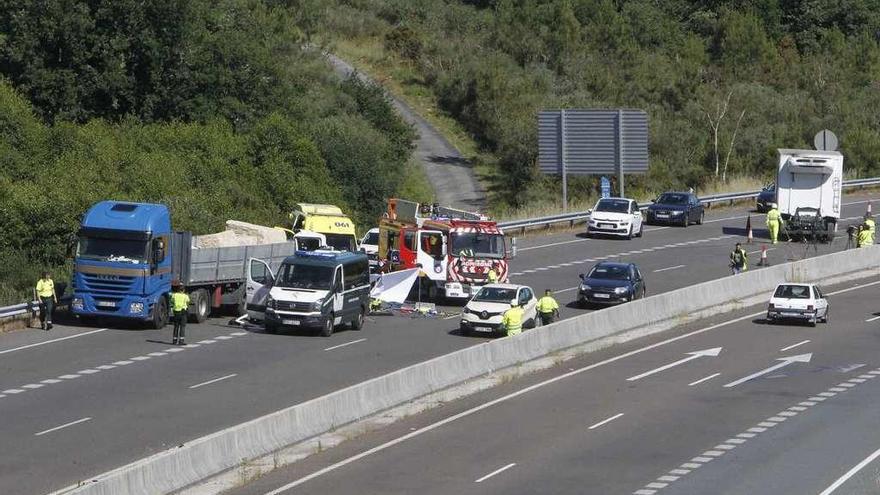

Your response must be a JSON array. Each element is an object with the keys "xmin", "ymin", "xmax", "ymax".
[
  {"xmin": 0, "ymin": 194, "xmax": 877, "ymax": 494},
  {"xmin": 227, "ymin": 279, "xmax": 880, "ymax": 495}
]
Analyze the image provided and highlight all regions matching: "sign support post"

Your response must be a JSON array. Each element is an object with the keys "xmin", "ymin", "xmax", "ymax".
[
  {"xmin": 616, "ymin": 109, "xmax": 625, "ymax": 198},
  {"xmin": 559, "ymin": 109, "xmax": 568, "ymax": 212}
]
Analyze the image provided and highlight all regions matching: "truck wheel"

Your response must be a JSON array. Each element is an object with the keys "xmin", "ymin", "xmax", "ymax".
[
  {"xmin": 151, "ymin": 297, "xmax": 168, "ymax": 329},
  {"xmin": 189, "ymin": 289, "xmax": 210, "ymax": 324},
  {"xmin": 320, "ymin": 314, "xmax": 334, "ymax": 337},
  {"xmin": 350, "ymin": 306, "xmax": 365, "ymax": 330}
]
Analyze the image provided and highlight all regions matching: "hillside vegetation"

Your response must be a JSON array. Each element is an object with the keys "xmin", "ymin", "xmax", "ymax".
[
  {"xmin": 0, "ymin": 0, "xmax": 427, "ymax": 304},
  {"xmin": 318, "ymin": 0, "xmax": 880, "ymax": 214}
]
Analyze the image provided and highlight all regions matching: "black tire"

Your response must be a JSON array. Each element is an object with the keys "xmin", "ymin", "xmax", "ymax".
[
  {"xmin": 236, "ymin": 293, "xmax": 247, "ymax": 316},
  {"xmin": 264, "ymin": 321, "xmax": 278, "ymax": 334},
  {"xmin": 637, "ymin": 223, "xmax": 643, "ymax": 237},
  {"xmin": 459, "ymin": 325, "xmax": 471, "ymax": 336},
  {"xmin": 350, "ymin": 306, "xmax": 365, "ymax": 331},
  {"xmin": 189, "ymin": 289, "xmax": 210, "ymax": 323},
  {"xmin": 79, "ymin": 315, "xmax": 98, "ymax": 327},
  {"xmin": 821, "ymin": 308, "xmax": 829, "ymax": 324},
  {"xmin": 151, "ymin": 297, "xmax": 168, "ymax": 329},
  {"xmin": 320, "ymin": 314, "xmax": 334, "ymax": 337},
  {"xmin": 682, "ymin": 215, "xmax": 689, "ymax": 227},
  {"xmin": 697, "ymin": 211, "xmax": 705, "ymax": 225},
  {"xmin": 627, "ymin": 225, "xmax": 634, "ymax": 240}
]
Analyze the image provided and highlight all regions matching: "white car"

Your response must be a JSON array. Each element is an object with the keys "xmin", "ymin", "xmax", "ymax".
[
  {"xmin": 587, "ymin": 198, "xmax": 643, "ymax": 239},
  {"xmin": 360, "ymin": 228, "xmax": 380, "ymax": 270},
  {"xmin": 459, "ymin": 283, "xmax": 537, "ymax": 336},
  {"xmin": 766, "ymin": 283, "xmax": 829, "ymax": 326}
]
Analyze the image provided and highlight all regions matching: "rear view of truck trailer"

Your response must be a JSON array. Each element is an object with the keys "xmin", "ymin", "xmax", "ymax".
[{"xmin": 776, "ymin": 149, "xmax": 843, "ymax": 243}]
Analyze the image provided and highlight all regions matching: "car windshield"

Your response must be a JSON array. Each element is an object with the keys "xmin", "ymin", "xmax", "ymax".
[
  {"xmin": 76, "ymin": 236, "xmax": 148, "ymax": 264},
  {"xmin": 275, "ymin": 264, "xmax": 334, "ymax": 290},
  {"xmin": 363, "ymin": 232, "xmax": 379, "ymax": 245},
  {"xmin": 450, "ymin": 233, "xmax": 505, "ymax": 259},
  {"xmin": 774, "ymin": 285, "xmax": 811, "ymax": 299},
  {"xmin": 473, "ymin": 287, "xmax": 517, "ymax": 303},
  {"xmin": 325, "ymin": 234, "xmax": 357, "ymax": 252},
  {"xmin": 594, "ymin": 199, "xmax": 630, "ymax": 213},
  {"xmin": 657, "ymin": 193, "xmax": 688, "ymax": 205},
  {"xmin": 588, "ymin": 265, "xmax": 631, "ymax": 281}
]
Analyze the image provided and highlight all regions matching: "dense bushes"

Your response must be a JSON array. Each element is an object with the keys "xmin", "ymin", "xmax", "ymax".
[
  {"xmin": 0, "ymin": 0, "xmax": 421, "ymax": 304},
  {"xmin": 320, "ymin": 0, "xmax": 880, "ymax": 208}
]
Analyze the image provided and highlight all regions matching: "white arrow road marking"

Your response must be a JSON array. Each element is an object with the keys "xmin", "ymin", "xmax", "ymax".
[
  {"xmin": 724, "ymin": 354, "xmax": 812, "ymax": 388},
  {"xmin": 627, "ymin": 348, "xmax": 723, "ymax": 381}
]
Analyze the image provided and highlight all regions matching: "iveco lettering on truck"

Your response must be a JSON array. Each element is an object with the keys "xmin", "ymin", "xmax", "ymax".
[
  {"xmin": 276, "ymin": 203, "xmax": 358, "ymax": 252},
  {"xmin": 71, "ymin": 201, "xmax": 300, "ymax": 328},
  {"xmin": 775, "ymin": 149, "xmax": 843, "ymax": 242},
  {"xmin": 377, "ymin": 199, "xmax": 510, "ymax": 301}
]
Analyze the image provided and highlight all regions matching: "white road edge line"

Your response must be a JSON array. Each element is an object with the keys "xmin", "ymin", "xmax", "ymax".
[
  {"xmin": 324, "ymin": 339, "xmax": 367, "ymax": 352},
  {"xmin": 688, "ymin": 373, "xmax": 720, "ymax": 387},
  {"xmin": 35, "ymin": 417, "xmax": 91, "ymax": 436},
  {"xmin": 818, "ymin": 445, "xmax": 880, "ymax": 495},
  {"xmin": 653, "ymin": 264, "xmax": 686, "ymax": 273},
  {"xmin": 0, "ymin": 328, "xmax": 108, "ymax": 355},
  {"xmin": 589, "ymin": 413, "xmax": 624, "ymax": 430},
  {"xmin": 866, "ymin": 315, "xmax": 880, "ymax": 322},
  {"xmin": 474, "ymin": 463, "xmax": 516, "ymax": 483},
  {"xmin": 780, "ymin": 339, "xmax": 811, "ymax": 352},
  {"xmin": 189, "ymin": 374, "xmax": 238, "ymax": 390},
  {"xmin": 258, "ymin": 279, "xmax": 880, "ymax": 495}
]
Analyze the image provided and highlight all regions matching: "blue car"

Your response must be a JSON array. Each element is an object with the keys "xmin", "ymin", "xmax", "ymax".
[
  {"xmin": 577, "ymin": 261, "xmax": 646, "ymax": 307},
  {"xmin": 756, "ymin": 183, "xmax": 776, "ymax": 212},
  {"xmin": 645, "ymin": 192, "xmax": 704, "ymax": 227}
]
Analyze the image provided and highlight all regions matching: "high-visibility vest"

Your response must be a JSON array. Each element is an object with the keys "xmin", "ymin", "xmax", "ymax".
[
  {"xmin": 170, "ymin": 292, "xmax": 190, "ymax": 312},
  {"xmin": 859, "ymin": 228, "xmax": 874, "ymax": 247},
  {"xmin": 36, "ymin": 278, "xmax": 54, "ymax": 298},
  {"xmin": 487, "ymin": 269, "xmax": 498, "ymax": 283},
  {"xmin": 536, "ymin": 296, "xmax": 559, "ymax": 314},
  {"xmin": 866, "ymin": 218, "xmax": 875, "ymax": 235},
  {"xmin": 502, "ymin": 306, "xmax": 524, "ymax": 335},
  {"xmin": 730, "ymin": 249, "xmax": 748, "ymax": 269},
  {"xmin": 766, "ymin": 209, "xmax": 782, "ymax": 224}
]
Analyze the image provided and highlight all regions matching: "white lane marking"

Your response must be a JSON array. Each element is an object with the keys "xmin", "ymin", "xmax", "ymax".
[
  {"xmin": 231, "ymin": 332, "xmax": 248, "ymax": 336},
  {"xmin": 820, "ymin": 392, "xmax": 837, "ymax": 397},
  {"xmin": 692, "ymin": 457, "xmax": 713, "ymax": 463},
  {"xmin": 474, "ymin": 463, "xmax": 516, "ymax": 483},
  {"xmin": 147, "ymin": 352, "xmax": 167, "ymax": 357},
  {"xmin": 818, "ymin": 445, "xmax": 880, "ymax": 495},
  {"xmin": 324, "ymin": 339, "xmax": 368, "ymax": 351},
  {"xmin": 522, "ymin": 270, "xmax": 536, "ymax": 274},
  {"xmin": 829, "ymin": 387, "xmax": 847, "ymax": 392},
  {"xmin": 215, "ymin": 335, "xmax": 234, "ymax": 340},
  {"xmin": 189, "ymin": 374, "xmax": 238, "ymax": 390},
  {"xmin": 0, "ymin": 328, "xmax": 108, "ymax": 356},
  {"xmin": 681, "ymin": 462, "xmax": 702, "ymax": 469},
  {"xmin": 780, "ymin": 339, "xmax": 811, "ymax": 352},
  {"xmin": 77, "ymin": 369, "xmax": 100, "ymax": 375},
  {"xmin": 670, "ymin": 468, "xmax": 692, "ymax": 474},
  {"xmin": 703, "ymin": 450, "xmax": 725, "ymax": 457},
  {"xmin": 653, "ymin": 264, "xmax": 686, "ymax": 273},
  {"xmin": 589, "ymin": 413, "xmax": 624, "ymax": 430},
  {"xmin": 184, "ymin": 344, "xmax": 201, "ymax": 348},
  {"xmin": 259, "ymin": 280, "xmax": 880, "ymax": 494},
  {"xmin": 849, "ymin": 378, "xmax": 867, "ymax": 383},
  {"xmin": 35, "ymin": 417, "xmax": 91, "ymax": 436},
  {"xmin": 866, "ymin": 315, "xmax": 880, "ymax": 322},
  {"xmin": 0, "ymin": 394, "xmax": 5, "ymax": 398},
  {"xmin": 658, "ymin": 475, "xmax": 680, "ymax": 482},
  {"xmin": 40, "ymin": 379, "xmax": 62, "ymax": 384},
  {"xmin": 555, "ymin": 286, "xmax": 580, "ymax": 294},
  {"xmin": 96, "ymin": 365, "xmax": 116, "ymax": 370},
  {"xmin": 715, "ymin": 444, "xmax": 736, "ymax": 450},
  {"xmin": 634, "ymin": 490, "xmax": 657, "ymax": 495},
  {"xmin": 165, "ymin": 348, "xmax": 185, "ymax": 353},
  {"xmin": 789, "ymin": 406, "xmax": 808, "ymax": 411},
  {"xmin": 112, "ymin": 360, "xmax": 133, "ymax": 366},
  {"xmin": 58, "ymin": 374, "xmax": 79, "ymax": 380},
  {"xmin": 737, "ymin": 433, "xmax": 756, "ymax": 438},
  {"xmin": 758, "ymin": 422, "xmax": 777, "ymax": 427},
  {"xmin": 688, "ymin": 373, "xmax": 720, "ymax": 386},
  {"xmin": 130, "ymin": 356, "xmax": 150, "ymax": 361},
  {"xmin": 197, "ymin": 340, "xmax": 216, "ymax": 344},
  {"xmin": 768, "ymin": 416, "xmax": 788, "ymax": 422},
  {"xmin": 646, "ymin": 482, "xmax": 668, "ymax": 489},
  {"xmin": 748, "ymin": 427, "xmax": 766, "ymax": 433},
  {"xmin": 726, "ymin": 438, "xmax": 747, "ymax": 444},
  {"xmin": 22, "ymin": 384, "xmax": 43, "ymax": 389}
]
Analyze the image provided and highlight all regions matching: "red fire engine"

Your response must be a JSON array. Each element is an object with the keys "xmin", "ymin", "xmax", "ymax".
[{"xmin": 377, "ymin": 199, "xmax": 509, "ymax": 300}]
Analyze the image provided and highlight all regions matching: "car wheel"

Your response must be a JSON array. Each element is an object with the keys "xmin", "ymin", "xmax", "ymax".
[
  {"xmin": 682, "ymin": 214, "xmax": 689, "ymax": 227},
  {"xmin": 627, "ymin": 225, "xmax": 634, "ymax": 240},
  {"xmin": 459, "ymin": 324, "xmax": 470, "ymax": 337},
  {"xmin": 350, "ymin": 306, "xmax": 365, "ymax": 330},
  {"xmin": 320, "ymin": 314, "xmax": 334, "ymax": 337},
  {"xmin": 697, "ymin": 211, "xmax": 704, "ymax": 225},
  {"xmin": 809, "ymin": 315, "xmax": 817, "ymax": 327},
  {"xmin": 637, "ymin": 223, "xmax": 643, "ymax": 237},
  {"xmin": 821, "ymin": 308, "xmax": 829, "ymax": 324}
]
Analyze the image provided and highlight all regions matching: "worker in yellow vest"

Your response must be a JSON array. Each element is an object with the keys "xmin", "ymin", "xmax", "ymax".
[
  {"xmin": 858, "ymin": 221, "xmax": 874, "ymax": 248},
  {"xmin": 487, "ymin": 263, "xmax": 499, "ymax": 284},
  {"xmin": 169, "ymin": 282, "xmax": 190, "ymax": 345},
  {"xmin": 501, "ymin": 300, "xmax": 524, "ymax": 337},
  {"xmin": 536, "ymin": 289, "xmax": 560, "ymax": 326},
  {"xmin": 34, "ymin": 271, "xmax": 58, "ymax": 330},
  {"xmin": 766, "ymin": 203, "xmax": 783, "ymax": 244},
  {"xmin": 865, "ymin": 214, "xmax": 875, "ymax": 240}
]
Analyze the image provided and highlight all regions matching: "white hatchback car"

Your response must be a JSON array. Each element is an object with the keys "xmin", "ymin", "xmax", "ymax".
[
  {"xmin": 766, "ymin": 283, "xmax": 829, "ymax": 326},
  {"xmin": 460, "ymin": 284, "xmax": 538, "ymax": 336},
  {"xmin": 587, "ymin": 197, "xmax": 644, "ymax": 239}
]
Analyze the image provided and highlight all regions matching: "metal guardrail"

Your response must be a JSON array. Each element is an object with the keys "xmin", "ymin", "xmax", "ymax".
[
  {"xmin": 1, "ymin": 177, "xmax": 879, "ymax": 321},
  {"xmin": 498, "ymin": 177, "xmax": 880, "ymax": 232}
]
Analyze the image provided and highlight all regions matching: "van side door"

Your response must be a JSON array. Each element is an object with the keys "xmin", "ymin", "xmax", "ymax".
[
  {"xmin": 331, "ymin": 266, "xmax": 344, "ymax": 326},
  {"xmin": 246, "ymin": 258, "xmax": 274, "ymax": 321}
]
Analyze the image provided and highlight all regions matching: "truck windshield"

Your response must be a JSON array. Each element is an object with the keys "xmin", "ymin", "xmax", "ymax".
[
  {"xmin": 76, "ymin": 236, "xmax": 148, "ymax": 264},
  {"xmin": 275, "ymin": 264, "xmax": 334, "ymax": 290},
  {"xmin": 450, "ymin": 233, "xmax": 505, "ymax": 259},
  {"xmin": 325, "ymin": 234, "xmax": 357, "ymax": 252}
]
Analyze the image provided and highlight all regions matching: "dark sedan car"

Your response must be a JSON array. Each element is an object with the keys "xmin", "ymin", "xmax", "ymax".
[
  {"xmin": 645, "ymin": 192, "xmax": 704, "ymax": 227},
  {"xmin": 577, "ymin": 261, "xmax": 646, "ymax": 307},
  {"xmin": 755, "ymin": 183, "xmax": 776, "ymax": 212}
]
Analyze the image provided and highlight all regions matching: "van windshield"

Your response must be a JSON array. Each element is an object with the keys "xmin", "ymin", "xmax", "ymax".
[
  {"xmin": 325, "ymin": 234, "xmax": 357, "ymax": 252},
  {"xmin": 276, "ymin": 264, "xmax": 334, "ymax": 290}
]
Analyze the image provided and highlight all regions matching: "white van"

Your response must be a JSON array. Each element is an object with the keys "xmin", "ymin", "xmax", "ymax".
[{"xmin": 247, "ymin": 250, "xmax": 371, "ymax": 337}]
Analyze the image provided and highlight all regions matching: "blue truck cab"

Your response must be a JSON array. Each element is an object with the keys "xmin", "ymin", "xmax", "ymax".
[{"xmin": 71, "ymin": 201, "xmax": 173, "ymax": 328}]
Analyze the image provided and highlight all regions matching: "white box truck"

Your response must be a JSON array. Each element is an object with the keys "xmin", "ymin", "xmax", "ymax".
[{"xmin": 776, "ymin": 148, "xmax": 843, "ymax": 243}]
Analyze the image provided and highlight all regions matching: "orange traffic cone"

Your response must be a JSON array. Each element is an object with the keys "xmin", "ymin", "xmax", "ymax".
[
  {"xmin": 868, "ymin": 202, "xmax": 873, "ymax": 216},
  {"xmin": 758, "ymin": 244, "xmax": 769, "ymax": 266},
  {"xmin": 746, "ymin": 214, "xmax": 753, "ymax": 244}
]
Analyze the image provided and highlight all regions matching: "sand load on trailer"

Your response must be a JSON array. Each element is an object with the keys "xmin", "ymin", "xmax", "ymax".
[{"xmin": 193, "ymin": 220, "xmax": 287, "ymax": 248}]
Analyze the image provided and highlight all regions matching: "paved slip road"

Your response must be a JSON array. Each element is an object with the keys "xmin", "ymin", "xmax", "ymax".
[
  {"xmin": 0, "ymin": 194, "xmax": 877, "ymax": 494},
  {"xmin": 228, "ymin": 279, "xmax": 880, "ymax": 495}
]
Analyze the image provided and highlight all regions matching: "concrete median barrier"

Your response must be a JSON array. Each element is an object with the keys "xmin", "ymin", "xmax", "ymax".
[{"xmin": 51, "ymin": 246, "xmax": 880, "ymax": 495}]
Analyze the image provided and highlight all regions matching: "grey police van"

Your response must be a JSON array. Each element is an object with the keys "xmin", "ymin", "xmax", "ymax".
[{"xmin": 246, "ymin": 250, "xmax": 371, "ymax": 336}]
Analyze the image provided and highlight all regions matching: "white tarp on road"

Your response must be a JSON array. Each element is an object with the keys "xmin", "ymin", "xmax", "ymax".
[{"xmin": 370, "ymin": 268, "xmax": 419, "ymax": 304}]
